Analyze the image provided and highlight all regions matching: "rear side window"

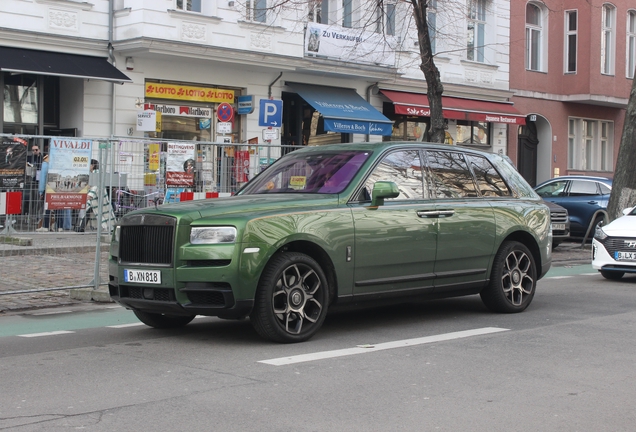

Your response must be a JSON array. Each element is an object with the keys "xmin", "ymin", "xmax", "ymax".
[
  {"xmin": 599, "ymin": 183, "xmax": 611, "ymax": 194},
  {"xmin": 425, "ymin": 151, "xmax": 478, "ymax": 198},
  {"xmin": 569, "ymin": 180, "xmax": 598, "ymax": 196},
  {"xmin": 464, "ymin": 154, "xmax": 512, "ymax": 197}
]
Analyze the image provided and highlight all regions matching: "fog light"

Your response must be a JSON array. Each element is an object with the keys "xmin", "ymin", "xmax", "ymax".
[{"xmin": 143, "ymin": 288, "xmax": 154, "ymax": 299}]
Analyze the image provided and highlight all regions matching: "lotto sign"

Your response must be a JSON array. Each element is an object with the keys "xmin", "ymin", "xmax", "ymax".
[{"xmin": 217, "ymin": 103, "xmax": 234, "ymax": 122}]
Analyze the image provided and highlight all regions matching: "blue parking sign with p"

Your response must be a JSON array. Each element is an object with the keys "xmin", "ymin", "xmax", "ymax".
[{"xmin": 259, "ymin": 99, "xmax": 283, "ymax": 127}]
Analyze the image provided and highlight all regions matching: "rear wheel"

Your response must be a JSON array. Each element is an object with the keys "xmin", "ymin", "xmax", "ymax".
[
  {"xmin": 600, "ymin": 270, "xmax": 624, "ymax": 280},
  {"xmin": 250, "ymin": 252, "xmax": 329, "ymax": 343},
  {"xmin": 481, "ymin": 241, "xmax": 536, "ymax": 313},
  {"xmin": 133, "ymin": 311, "xmax": 195, "ymax": 329}
]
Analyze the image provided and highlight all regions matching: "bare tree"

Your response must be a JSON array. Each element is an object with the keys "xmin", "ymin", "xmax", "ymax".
[{"xmin": 606, "ymin": 71, "xmax": 636, "ymax": 221}]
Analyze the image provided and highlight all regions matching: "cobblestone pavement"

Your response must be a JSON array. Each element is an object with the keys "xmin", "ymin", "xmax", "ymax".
[{"xmin": 0, "ymin": 234, "xmax": 594, "ymax": 314}]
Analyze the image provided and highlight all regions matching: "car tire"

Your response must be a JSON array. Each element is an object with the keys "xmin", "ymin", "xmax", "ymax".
[
  {"xmin": 250, "ymin": 252, "xmax": 329, "ymax": 343},
  {"xmin": 133, "ymin": 310, "xmax": 195, "ymax": 329},
  {"xmin": 600, "ymin": 270, "xmax": 624, "ymax": 280},
  {"xmin": 480, "ymin": 241, "xmax": 537, "ymax": 313}
]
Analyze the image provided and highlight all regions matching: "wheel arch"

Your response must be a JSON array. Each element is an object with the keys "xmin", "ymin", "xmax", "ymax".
[
  {"xmin": 500, "ymin": 230, "xmax": 542, "ymax": 276},
  {"xmin": 260, "ymin": 240, "xmax": 339, "ymax": 305}
]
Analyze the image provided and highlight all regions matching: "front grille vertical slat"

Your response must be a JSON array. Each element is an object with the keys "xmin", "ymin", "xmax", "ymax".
[{"xmin": 119, "ymin": 215, "xmax": 176, "ymax": 265}]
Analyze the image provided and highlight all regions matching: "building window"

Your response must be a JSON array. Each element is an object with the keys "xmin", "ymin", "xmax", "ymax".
[
  {"xmin": 309, "ymin": 0, "xmax": 329, "ymax": 23},
  {"xmin": 428, "ymin": 0, "xmax": 437, "ymax": 54},
  {"xmin": 176, "ymin": 0, "xmax": 201, "ymax": 12},
  {"xmin": 375, "ymin": 1, "xmax": 396, "ymax": 35},
  {"xmin": 565, "ymin": 10, "xmax": 577, "ymax": 73},
  {"xmin": 247, "ymin": 0, "xmax": 267, "ymax": 23},
  {"xmin": 628, "ymin": 10, "xmax": 636, "ymax": 78},
  {"xmin": 601, "ymin": 4, "xmax": 616, "ymax": 75},
  {"xmin": 343, "ymin": 0, "xmax": 352, "ymax": 28},
  {"xmin": 467, "ymin": 0, "xmax": 486, "ymax": 62},
  {"xmin": 567, "ymin": 118, "xmax": 613, "ymax": 172},
  {"xmin": 526, "ymin": 2, "xmax": 545, "ymax": 71}
]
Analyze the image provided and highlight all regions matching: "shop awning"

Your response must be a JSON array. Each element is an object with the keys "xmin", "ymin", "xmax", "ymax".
[
  {"xmin": 380, "ymin": 89, "xmax": 526, "ymax": 125},
  {"xmin": 287, "ymin": 82, "xmax": 393, "ymax": 136},
  {"xmin": 0, "ymin": 46, "xmax": 132, "ymax": 84}
]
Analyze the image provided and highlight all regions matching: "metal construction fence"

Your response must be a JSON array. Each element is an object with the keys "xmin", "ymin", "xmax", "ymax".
[{"xmin": 0, "ymin": 133, "xmax": 301, "ymax": 304}]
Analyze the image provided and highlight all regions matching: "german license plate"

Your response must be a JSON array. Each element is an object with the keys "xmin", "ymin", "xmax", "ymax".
[
  {"xmin": 552, "ymin": 223, "xmax": 566, "ymax": 231},
  {"xmin": 124, "ymin": 269, "xmax": 161, "ymax": 284},
  {"xmin": 615, "ymin": 251, "xmax": 636, "ymax": 261}
]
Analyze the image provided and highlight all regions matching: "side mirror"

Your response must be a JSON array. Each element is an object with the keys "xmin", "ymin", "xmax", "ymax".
[{"xmin": 371, "ymin": 181, "xmax": 400, "ymax": 206}]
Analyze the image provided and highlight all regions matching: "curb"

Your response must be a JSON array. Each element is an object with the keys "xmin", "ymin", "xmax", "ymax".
[{"xmin": 69, "ymin": 287, "xmax": 114, "ymax": 303}]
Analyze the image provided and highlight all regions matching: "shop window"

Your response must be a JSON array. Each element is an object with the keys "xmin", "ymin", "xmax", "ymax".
[
  {"xmin": 3, "ymin": 73, "xmax": 38, "ymax": 125},
  {"xmin": 565, "ymin": 10, "xmax": 577, "ymax": 73},
  {"xmin": 455, "ymin": 121, "xmax": 489, "ymax": 146},
  {"xmin": 467, "ymin": 0, "xmax": 487, "ymax": 62},
  {"xmin": 627, "ymin": 10, "xmax": 636, "ymax": 79},
  {"xmin": 601, "ymin": 4, "xmax": 616, "ymax": 75},
  {"xmin": 526, "ymin": 2, "xmax": 547, "ymax": 72},
  {"xmin": 567, "ymin": 117, "xmax": 613, "ymax": 172},
  {"xmin": 176, "ymin": 0, "xmax": 201, "ymax": 13}
]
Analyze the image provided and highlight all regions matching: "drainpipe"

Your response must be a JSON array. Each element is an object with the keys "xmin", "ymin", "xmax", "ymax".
[
  {"xmin": 366, "ymin": 82, "xmax": 379, "ymax": 142},
  {"xmin": 108, "ymin": 0, "xmax": 116, "ymax": 138}
]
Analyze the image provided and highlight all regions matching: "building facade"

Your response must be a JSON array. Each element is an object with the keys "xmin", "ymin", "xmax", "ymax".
[
  {"xmin": 1, "ymin": 0, "xmax": 522, "ymax": 195},
  {"xmin": 509, "ymin": 0, "xmax": 634, "ymax": 186}
]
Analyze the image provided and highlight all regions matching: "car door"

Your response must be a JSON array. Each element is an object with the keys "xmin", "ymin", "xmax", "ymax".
[
  {"xmin": 425, "ymin": 150, "xmax": 497, "ymax": 291},
  {"xmin": 352, "ymin": 149, "xmax": 437, "ymax": 296}
]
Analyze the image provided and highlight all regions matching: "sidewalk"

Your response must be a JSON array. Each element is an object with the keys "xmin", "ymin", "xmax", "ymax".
[{"xmin": 0, "ymin": 235, "xmax": 594, "ymax": 314}]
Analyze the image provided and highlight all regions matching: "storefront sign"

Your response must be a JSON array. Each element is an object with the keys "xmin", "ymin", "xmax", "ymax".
[
  {"xmin": 323, "ymin": 119, "xmax": 393, "ymax": 136},
  {"xmin": 137, "ymin": 110, "xmax": 157, "ymax": 131},
  {"xmin": 145, "ymin": 83, "xmax": 235, "ymax": 103},
  {"xmin": 394, "ymin": 104, "xmax": 526, "ymax": 125},
  {"xmin": 144, "ymin": 104, "xmax": 212, "ymax": 118},
  {"xmin": 45, "ymin": 138, "xmax": 92, "ymax": 210},
  {"xmin": 304, "ymin": 22, "xmax": 396, "ymax": 67}
]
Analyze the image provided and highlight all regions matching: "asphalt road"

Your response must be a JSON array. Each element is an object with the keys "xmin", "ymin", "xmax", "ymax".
[{"xmin": 1, "ymin": 265, "xmax": 635, "ymax": 431}]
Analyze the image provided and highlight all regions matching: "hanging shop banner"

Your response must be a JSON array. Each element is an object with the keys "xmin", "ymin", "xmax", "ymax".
[
  {"xmin": 166, "ymin": 142, "xmax": 196, "ymax": 187},
  {"xmin": 0, "ymin": 136, "xmax": 28, "ymax": 188},
  {"xmin": 45, "ymin": 138, "xmax": 92, "ymax": 210},
  {"xmin": 145, "ymin": 83, "xmax": 235, "ymax": 103},
  {"xmin": 137, "ymin": 110, "xmax": 157, "ymax": 131},
  {"xmin": 234, "ymin": 150, "xmax": 250, "ymax": 183},
  {"xmin": 304, "ymin": 22, "xmax": 396, "ymax": 67}
]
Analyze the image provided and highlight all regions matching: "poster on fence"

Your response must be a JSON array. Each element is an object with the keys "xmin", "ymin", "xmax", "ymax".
[
  {"xmin": 166, "ymin": 142, "xmax": 195, "ymax": 187},
  {"xmin": 234, "ymin": 150, "xmax": 250, "ymax": 183},
  {"xmin": 44, "ymin": 138, "xmax": 92, "ymax": 210},
  {"xmin": 0, "ymin": 136, "xmax": 28, "ymax": 188}
]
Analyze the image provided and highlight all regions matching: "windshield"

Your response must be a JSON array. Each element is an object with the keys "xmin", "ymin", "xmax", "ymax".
[{"xmin": 240, "ymin": 150, "xmax": 371, "ymax": 195}]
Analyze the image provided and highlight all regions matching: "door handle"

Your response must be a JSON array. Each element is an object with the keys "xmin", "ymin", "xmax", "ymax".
[
  {"xmin": 588, "ymin": 201, "xmax": 598, "ymax": 205},
  {"xmin": 416, "ymin": 210, "xmax": 440, "ymax": 218},
  {"xmin": 437, "ymin": 210, "xmax": 455, "ymax": 218}
]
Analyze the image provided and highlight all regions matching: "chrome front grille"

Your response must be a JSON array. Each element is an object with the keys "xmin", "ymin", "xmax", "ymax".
[
  {"xmin": 550, "ymin": 210, "xmax": 568, "ymax": 224},
  {"xmin": 119, "ymin": 214, "xmax": 176, "ymax": 265}
]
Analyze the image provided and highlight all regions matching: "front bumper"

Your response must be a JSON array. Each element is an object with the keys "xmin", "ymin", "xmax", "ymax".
[{"xmin": 592, "ymin": 238, "xmax": 636, "ymax": 274}]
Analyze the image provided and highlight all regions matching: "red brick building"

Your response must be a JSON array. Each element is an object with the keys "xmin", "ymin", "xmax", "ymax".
[{"xmin": 509, "ymin": 1, "xmax": 635, "ymax": 186}]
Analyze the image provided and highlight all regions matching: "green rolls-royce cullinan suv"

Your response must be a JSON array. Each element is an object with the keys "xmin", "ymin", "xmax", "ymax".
[{"xmin": 109, "ymin": 142, "xmax": 552, "ymax": 343}]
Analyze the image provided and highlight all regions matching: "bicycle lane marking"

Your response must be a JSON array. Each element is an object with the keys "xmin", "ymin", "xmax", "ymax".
[{"xmin": 544, "ymin": 264, "xmax": 596, "ymax": 279}]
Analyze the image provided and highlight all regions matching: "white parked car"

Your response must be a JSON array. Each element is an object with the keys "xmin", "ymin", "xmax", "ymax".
[{"xmin": 592, "ymin": 206, "xmax": 636, "ymax": 280}]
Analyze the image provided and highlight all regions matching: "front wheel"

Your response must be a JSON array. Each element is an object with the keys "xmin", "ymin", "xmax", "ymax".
[
  {"xmin": 133, "ymin": 310, "xmax": 195, "ymax": 329},
  {"xmin": 250, "ymin": 252, "xmax": 329, "ymax": 343},
  {"xmin": 600, "ymin": 270, "xmax": 624, "ymax": 280},
  {"xmin": 481, "ymin": 241, "xmax": 537, "ymax": 313}
]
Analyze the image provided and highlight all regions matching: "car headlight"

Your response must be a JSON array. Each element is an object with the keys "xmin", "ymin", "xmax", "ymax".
[
  {"xmin": 593, "ymin": 225, "xmax": 607, "ymax": 241},
  {"xmin": 114, "ymin": 225, "xmax": 120, "ymax": 242},
  {"xmin": 190, "ymin": 227, "xmax": 237, "ymax": 244}
]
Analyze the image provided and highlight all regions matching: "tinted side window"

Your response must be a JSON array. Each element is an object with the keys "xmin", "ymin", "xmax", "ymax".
[
  {"xmin": 535, "ymin": 180, "xmax": 568, "ymax": 197},
  {"xmin": 363, "ymin": 150, "xmax": 424, "ymax": 201},
  {"xmin": 569, "ymin": 180, "xmax": 598, "ymax": 196},
  {"xmin": 464, "ymin": 154, "xmax": 512, "ymax": 197},
  {"xmin": 425, "ymin": 151, "xmax": 478, "ymax": 198}
]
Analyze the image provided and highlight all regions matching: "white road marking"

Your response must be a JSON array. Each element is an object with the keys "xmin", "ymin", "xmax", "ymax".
[
  {"xmin": 106, "ymin": 323, "xmax": 145, "ymax": 329},
  {"xmin": 18, "ymin": 330, "xmax": 75, "ymax": 338},
  {"xmin": 259, "ymin": 327, "xmax": 509, "ymax": 366},
  {"xmin": 32, "ymin": 310, "xmax": 73, "ymax": 316}
]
